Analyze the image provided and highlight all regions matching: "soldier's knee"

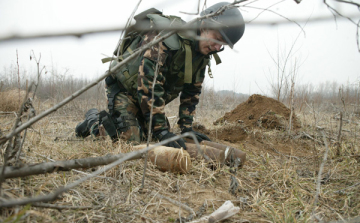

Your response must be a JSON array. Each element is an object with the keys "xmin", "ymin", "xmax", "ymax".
[
  {"xmin": 99, "ymin": 110, "xmax": 141, "ymax": 143},
  {"xmin": 120, "ymin": 126, "xmax": 141, "ymax": 143}
]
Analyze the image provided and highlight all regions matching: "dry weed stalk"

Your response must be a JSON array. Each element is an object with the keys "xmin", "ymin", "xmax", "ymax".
[
  {"xmin": 311, "ymin": 128, "xmax": 331, "ymax": 220},
  {"xmin": 142, "ymin": 40, "xmax": 162, "ymax": 189},
  {"xmin": 0, "ymin": 84, "xmax": 34, "ymax": 195}
]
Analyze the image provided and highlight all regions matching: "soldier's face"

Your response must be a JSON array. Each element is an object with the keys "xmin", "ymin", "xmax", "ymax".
[{"xmin": 199, "ymin": 29, "xmax": 226, "ymax": 55}]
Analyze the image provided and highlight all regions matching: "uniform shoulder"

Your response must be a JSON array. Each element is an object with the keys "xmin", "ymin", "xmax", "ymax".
[{"xmin": 147, "ymin": 14, "xmax": 186, "ymax": 50}]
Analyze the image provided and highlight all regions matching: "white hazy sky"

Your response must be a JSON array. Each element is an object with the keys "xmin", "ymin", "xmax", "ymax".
[{"xmin": 0, "ymin": 0, "xmax": 359, "ymax": 95}]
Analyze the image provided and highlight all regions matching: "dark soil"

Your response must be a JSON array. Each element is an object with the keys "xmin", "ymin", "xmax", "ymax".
[{"xmin": 214, "ymin": 94, "xmax": 301, "ymax": 130}]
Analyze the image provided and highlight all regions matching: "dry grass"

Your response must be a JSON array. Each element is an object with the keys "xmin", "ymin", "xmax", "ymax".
[
  {"xmin": 0, "ymin": 97, "xmax": 359, "ymax": 223},
  {"xmin": 0, "ymin": 89, "xmax": 33, "ymax": 112}
]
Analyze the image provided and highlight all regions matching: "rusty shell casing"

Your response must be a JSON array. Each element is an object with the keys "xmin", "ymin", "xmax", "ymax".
[
  {"xmin": 133, "ymin": 145, "xmax": 191, "ymax": 174},
  {"xmin": 200, "ymin": 141, "xmax": 246, "ymax": 167},
  {"xmin": 185, "ymin": 143, "xmax": 225, "ymax": 164},
  {"xmin": 148, "ymin": 147, "xmax": 191, "ymax": 174}
]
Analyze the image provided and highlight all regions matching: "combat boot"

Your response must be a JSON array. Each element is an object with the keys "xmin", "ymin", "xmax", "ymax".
[{"xmin": 75, "ymin": 108, "xmax": 99, "ymax": 138}]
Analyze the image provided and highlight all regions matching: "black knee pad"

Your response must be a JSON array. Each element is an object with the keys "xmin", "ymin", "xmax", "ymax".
[
  {"xmin": 99, "ymin": 110, "xmax": 139, "ymax": 141},
  {"xmin": 75, "ymin": 108, "xmax": 99, "ymax": 138}
]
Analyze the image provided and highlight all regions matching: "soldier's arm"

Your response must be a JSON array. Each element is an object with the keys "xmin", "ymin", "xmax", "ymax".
[
  {"xmin": 177, "ymin": 66, "xmax": 206, "ymax": 130},
  {"xmin": 137, "ymin": 31, "xmax": 169, "ymax": 133}
]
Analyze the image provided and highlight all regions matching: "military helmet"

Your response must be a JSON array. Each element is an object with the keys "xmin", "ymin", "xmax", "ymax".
[{"xmin": 200, "ymin": 2, "xmax": 245, "ymax": 49}]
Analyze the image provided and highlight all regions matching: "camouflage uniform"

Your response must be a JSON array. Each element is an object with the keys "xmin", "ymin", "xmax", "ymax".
[{"xmin": 93, "ymin": 17, "xmax": 210, "ymax": 143}]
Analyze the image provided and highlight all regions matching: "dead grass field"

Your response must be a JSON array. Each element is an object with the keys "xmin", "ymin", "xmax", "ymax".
[{"xmin": 0, "ymin": 93, "xmax": 359, "ymax": 223}]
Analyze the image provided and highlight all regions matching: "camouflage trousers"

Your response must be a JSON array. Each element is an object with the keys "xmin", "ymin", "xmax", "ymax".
[{"xmin": 90, "ymin": 88, "xmax": 143, "ymax": 143}]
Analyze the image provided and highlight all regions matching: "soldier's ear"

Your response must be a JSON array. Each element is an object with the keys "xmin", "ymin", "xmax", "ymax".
[{"xmin": 199, "ymin": 21, "xmax": 208, "ymax": 36}]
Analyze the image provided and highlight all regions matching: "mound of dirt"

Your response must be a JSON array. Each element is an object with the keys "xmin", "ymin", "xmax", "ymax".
[{"xmin": 214, "ymin": 94, "xmax": 301, "ymax": 130}]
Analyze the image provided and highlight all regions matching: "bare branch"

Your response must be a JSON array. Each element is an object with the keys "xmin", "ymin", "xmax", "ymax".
[
  {"xmin": 243, "ymin": 4, "xmax": 306, "ymax": 36},
  {"xmin": 334, "ymin": 181, "xmax": 360, "ymax": 193},
  {"xmin": 324, "ymin": 0, "xmax": 360, "ymax": 51},
  {"xmin": 324, "ymin": 0, "xmax": 359, "ymax": 26},
  {"xmin": 179, "ymin": 0, "xmax": 201, "ymax": 15},
  {"xmin": 0, "ymin": 152, "xmax": 142, "ymax": 179},
  {"xmin": 31, "ymin": 203, "xmax": 103, "ymax": 210},
  {"xmin": 247, "ymin": 0, "xmax": 286, "ymax": 24},
  {"xmin": 141, "ymin": 39, "xmax": 163, "ymax": 189},
  {"xmin": 311, "ymin": 129, "xmax": 331, "ymax": 219},
  {"xmin": 334, "ymin": 0, "xmax": 360, "ymax": 9},
  {"xmin": 1, "ymin": 14, "xmax": 359, "ymax": 43},
  {"xmin": 114, "ymin": 0, "xmax": 143, "ymax": 58}
]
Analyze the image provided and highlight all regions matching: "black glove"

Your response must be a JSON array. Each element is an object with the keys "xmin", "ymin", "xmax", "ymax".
[
  {"xmin": 181, "ymin": 127, "xmax": 211, "ymax": 143},
  {"xmin": 155, "ymin": 130, "xmax": 187, "ymax": 149}
]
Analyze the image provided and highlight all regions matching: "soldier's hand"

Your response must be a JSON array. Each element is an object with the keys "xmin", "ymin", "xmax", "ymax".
[
  {"xmin": 155, "ymin": 130, "xmax": 187, "ymax": 149},
  {"xmin": 181, "ymin": 127, "xmax": 211, "ymax": 143}
]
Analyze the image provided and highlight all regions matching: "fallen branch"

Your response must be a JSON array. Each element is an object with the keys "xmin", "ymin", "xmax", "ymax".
[
  {"xmin": 299, "ymin": 132, "xmax": 324, "ymax": 145},
  {"xmin": 334, "ymin": 182, "xmax": 360, "ymax": 194},
  {"xmin": 326, "ymin": 216, "xmax": 360, "ymax": 223},
  {"xmin": 34, "ymin": 152, "xmax": 117, "ymax": 181},
  {"xmin": 32, "ymin": 203, "xmax": 103, "ymax": 210},
  {"xmin": 311, "ymin": 129, "xmax": 331, "ymax": 220},
  {"xmin": 0, "ymin": 152, "xmax": 141, "ymax": 179}
]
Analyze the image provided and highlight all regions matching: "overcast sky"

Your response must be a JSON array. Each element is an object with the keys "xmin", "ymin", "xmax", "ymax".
[{"xmin": 0, "ymin": 0, "xmax": 359, "ymax": 95}]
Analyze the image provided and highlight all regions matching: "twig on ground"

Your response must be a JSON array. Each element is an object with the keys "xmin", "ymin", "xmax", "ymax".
[
  {"xmin": 334, "ymin": 182, "xmax": 360, "ymax": 194},
  {"xmin": 228, "ymin": 149, "xmax": 240, "ymax": 195},
  {"xmin": 34, "ymin": 152, "xmax": 117, "ymax": 182},
  {"xmin": 31, "ymin": 203, "xmax": 103, "ymax": 210},
  {"xmin": 311, "ymin": 128, "xmax": 331, "ymax": 220},
  {"xmin": 1, "ymin": 150, "xmax": 144, "ymax": 180},
  {"xmin": 178, "ymin": 177, "xmax": 182, "ymax": 222},
  {"xmin": 156, "ymin": 193, "xmax": 196, "ymax": 216},
  {"xmin": 299, "ymin": 131, "xmax": 324, "ymax": 145},
  {"xmin": 326, "ymin": 216, "xmax": 360, "ymax": 223}
]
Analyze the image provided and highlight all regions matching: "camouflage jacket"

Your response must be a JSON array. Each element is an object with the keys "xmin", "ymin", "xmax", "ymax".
[{"xmin": 137, "ymin": 29, "xmax": 210, "ymax": 133}]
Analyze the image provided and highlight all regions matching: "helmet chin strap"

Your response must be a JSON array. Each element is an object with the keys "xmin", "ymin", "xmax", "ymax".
[{"xmin": 208, "ymin": 46, "xmax": 224, "ymax": 55}]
